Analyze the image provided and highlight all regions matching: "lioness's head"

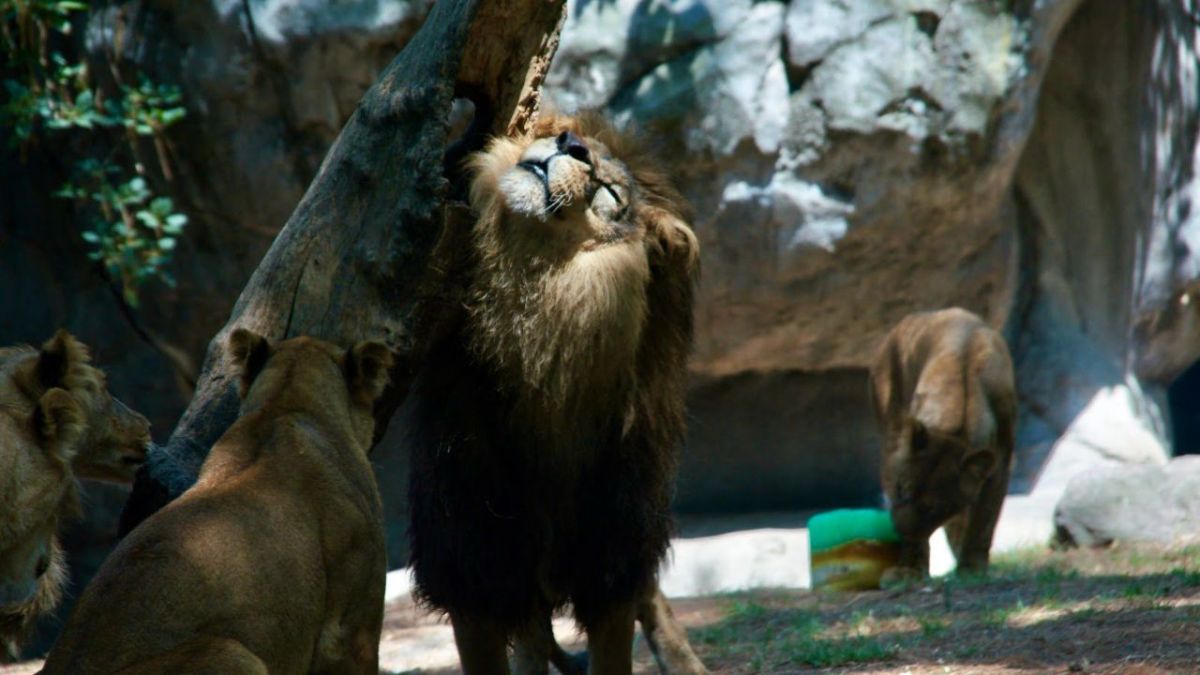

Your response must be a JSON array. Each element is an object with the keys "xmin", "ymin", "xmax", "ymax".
[
  {"xmin": 464, "ymin": 114, "xmax": 696, "ymax": 414},
  {"xmin": 0, "ymin": 386, "xmax": 83, "ymax": 658},
  {"xmin": 11, "ymin": 331, "xmax": 151, "ymax": 483},
  {"xmin": 228, "ymin": 330, "xmax": 393, "ymax": 449},
  {"xmin": 882, "ymin": 418, "xmax": 996, "ymax": 538}
]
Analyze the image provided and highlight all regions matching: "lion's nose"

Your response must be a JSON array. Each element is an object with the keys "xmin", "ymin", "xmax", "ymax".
[{"xmin": 556, "ymin": 131, "xmax": 590, "ymax": 165}]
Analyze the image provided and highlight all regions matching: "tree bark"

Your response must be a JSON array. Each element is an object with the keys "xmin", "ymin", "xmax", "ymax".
[{"xmin": 119, "ymin": 0, "xmax": 567, "ymax": 533}]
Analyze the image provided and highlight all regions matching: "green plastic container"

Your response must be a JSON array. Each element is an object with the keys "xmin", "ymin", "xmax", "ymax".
[{"xmin": 808, "ymin": 508, "xmax": 901, "ymax": 591}]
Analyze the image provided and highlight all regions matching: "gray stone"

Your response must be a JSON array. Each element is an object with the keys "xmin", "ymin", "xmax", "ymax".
[{"xmin": 1054, "ymin": 456, "xmax": 1200, "ymax": 548}]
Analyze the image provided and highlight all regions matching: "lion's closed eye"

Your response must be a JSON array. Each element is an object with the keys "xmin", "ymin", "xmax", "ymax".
[{"xmin": 592, "ymin": 184, "xmax": 626, "ymax": 218}]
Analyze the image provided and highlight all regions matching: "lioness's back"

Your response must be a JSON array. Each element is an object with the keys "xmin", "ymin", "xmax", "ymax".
[{"xmin": 40, "ymin": 334, "xmax": 391, "ymax": 675}]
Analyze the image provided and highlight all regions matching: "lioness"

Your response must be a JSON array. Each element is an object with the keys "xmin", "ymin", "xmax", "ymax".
[
  {"xmin": 1, "ymin": 330, "xmax": 151, "ymax": 482},
  {"xmin": 0, "ymin": 386, "xmax": 84, "ymax": 660},
  {"xmin": 39, "ymin": 331, "xmax": 392, "ymax": 674},
  {"xmin": 869, "ymin": 308, "xmax": 1016, "ymax": 584},
  {"xmin": 1, "ymin": 330, "xmax": 150, "ymax": 659},
  {"xmin": 406, "ymin": 113, "xmax": 701, "ymax": 675}
]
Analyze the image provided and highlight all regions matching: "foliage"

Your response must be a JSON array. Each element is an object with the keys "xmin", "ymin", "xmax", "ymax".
[{"xmin": 1, "ymin": 0, "xmax": 188, "ymax": 305}]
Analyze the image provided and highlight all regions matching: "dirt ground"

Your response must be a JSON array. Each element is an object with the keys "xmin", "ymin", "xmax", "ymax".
[{"xmin": 4, "ymin": 544, "xmax": 1200, "ymax": 674}]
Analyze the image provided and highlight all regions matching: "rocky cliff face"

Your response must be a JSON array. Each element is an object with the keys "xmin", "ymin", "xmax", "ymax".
[{"xmin": 2, "ymin": 1, "xmax": 1197, "ymax": 628}]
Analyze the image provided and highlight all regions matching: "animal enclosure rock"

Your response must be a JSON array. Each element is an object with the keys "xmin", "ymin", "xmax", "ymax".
[{"xmin": 1054, "ymin": 456, "xmax": 1200, "ymax": 548}]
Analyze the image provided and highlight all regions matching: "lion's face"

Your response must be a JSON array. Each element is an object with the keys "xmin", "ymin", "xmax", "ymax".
[
  {"xmin": 883, "ymin": 419, "xmax": 995, "ymax": 538},
  {"xmin": 498, "ymin": 129, "xmax": 632, "ymax": 230},
  {"xmin": 71, "ymin": 367, "xmax": 151, "ymax": 484},
  {"xmin": 2, "ymin": 331, "xmax": 150, "ymax": 485},
  {"xmin": 469, "ymin": 116, "xmax": 664, "ymax": 262}
]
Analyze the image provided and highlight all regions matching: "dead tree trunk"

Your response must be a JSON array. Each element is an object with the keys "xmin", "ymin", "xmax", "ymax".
[{"xmin": 120, "ymin": 0, "xmax": 567, "ymax": 532}]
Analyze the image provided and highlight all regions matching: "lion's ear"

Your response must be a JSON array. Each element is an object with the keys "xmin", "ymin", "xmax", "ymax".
[
  {"xmin": 960, "ymin": 449, "xmax": 995, "ymax": 487},
  {"xmin": 643, "ymin": 207, "xmax": 699, "ymax": 276},
  {"xmin": 34, "ymin": 388, "xmax": 85, "ymax": 464},
  {"xmin": 345, "ymin": 341, "xmax": 394, "ymax": 406},
  {"xmin": 36, "ymin": 329, "xmax": 91, "ymax": 390},
  {"xmin": 228, "ymin": 329, "xmax": 272, "ymax": 397}
]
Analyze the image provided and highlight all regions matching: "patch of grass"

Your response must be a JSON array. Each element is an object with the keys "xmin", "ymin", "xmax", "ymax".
[
  {"xmin": 983, "ymin": 600, "xmax": 1027, "ymax": 628},
  {"xmin": 916, "ymin": 614, "xmax": 949, "ymax": 637},
  {"xmin": 1168, "ymin": 567, "xmax": 1200, "ymax": 587},
  {"xmin": 692, "ymin": 600, "xmax": 896, "ymax": 669},
  {"xmin": 1121, "ymin": 580, "xmax": 1169, "ymax": 600},
  {"xmin": 990, "ymin": 546, "xmax": 1051, "ymax": 575},
  {"xmin": 779, "ymin": 631, "xmax": 896, "ymax": 667}
]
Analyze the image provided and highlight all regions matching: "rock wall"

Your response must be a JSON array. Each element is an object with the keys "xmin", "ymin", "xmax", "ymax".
[{"xmin": 3, "ymin": 0, "xmax": 1199, "ymax": 644}]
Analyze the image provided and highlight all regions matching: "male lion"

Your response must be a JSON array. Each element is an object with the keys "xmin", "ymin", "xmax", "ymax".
[
  {"xmin": 869, "ymin": 308, "xmax": 1016, "ymax": 585},
  {"xmin": 1, "ymin": 330, "xmax": 149, "ymax": 659},
  {"xmin": 405, "ymin": 113, "xmax": 700, "ymax": 675},
  {"xmin": 39, "ymin": 331, "xmax": 393, "ymax": 674}
]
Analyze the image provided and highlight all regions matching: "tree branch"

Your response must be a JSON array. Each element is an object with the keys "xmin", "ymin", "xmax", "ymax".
[{"xmin": 120, "ymin": 0, "xmax": 567, "ymax": 534}]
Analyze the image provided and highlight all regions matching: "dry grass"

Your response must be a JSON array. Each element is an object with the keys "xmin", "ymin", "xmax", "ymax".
[
  {"xmin": 682, "ymin": 543, "xmax": 1200, "ymax": 674},
  {"xmin": 4, "ymin": 544, "xmax": 1200, "ymax": 674}
]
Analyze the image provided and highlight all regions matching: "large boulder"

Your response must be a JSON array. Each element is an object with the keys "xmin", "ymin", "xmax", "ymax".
[{"xmin": 1054, "ymin": 456, "xmax": 1200, "ymax": 547}]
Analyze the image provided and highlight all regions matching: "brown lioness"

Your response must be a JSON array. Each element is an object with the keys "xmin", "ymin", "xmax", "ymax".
[
  {"xmin": 39, "ymin": 330, "xmax": 392, "ymax": 674},
  {"xmin": 2, "ymin": 330, "xmax": 149, "ymax": 659},
  {"xmin": 869, "ymin": 308, "xmax": 1016, "ymax": 584},
  {"xmin": 406, "ymin": 113, "xmax": 700, "ymax": 675},
  {"xmin": 1, "ymin": 330, "xmax": 151, "ymax": 484},
  {"xmin": 1, "ymin": 387, "xmax": 83, "ymax": 661}
]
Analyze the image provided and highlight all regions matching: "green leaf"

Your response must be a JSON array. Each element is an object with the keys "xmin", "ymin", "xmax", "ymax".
[
  {"xmin": 160, "ymin": 107, "xmax": 186, "ymax": 125},
  {"xmin": 80, "ymin": 231, "xmax": 101, "ymax": 243},
  {"xmin": 158, "ymin": 237, "xmax": 176, "ymax": 251}
]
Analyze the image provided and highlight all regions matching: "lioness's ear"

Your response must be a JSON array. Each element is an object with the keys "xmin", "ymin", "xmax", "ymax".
[
  {"xmin": 228, "ymin": 329, "xmax": 272, "ymax": 396},
  {"xmin": 345, "ymin": 341, "xmax": 394, "ymax": 406},
  {"xmin": 34, "ymin": 388, "xmax": 85, "ymax": 464},
  {"xmin": 36, "ymin": 329, "xmax": 90, "ymax": 390},
  {"xmin": 961, "ymin": 449, "xmax": 995, "ymax": 486}
]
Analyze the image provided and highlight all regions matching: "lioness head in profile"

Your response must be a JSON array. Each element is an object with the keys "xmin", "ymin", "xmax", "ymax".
[
  {"xmin": 7, "ymin": 331, "xmax": 151, "ymax": 483},
  {"xmin": 465, "ymin": 113, "xmax": 696, "ymax": 417}
]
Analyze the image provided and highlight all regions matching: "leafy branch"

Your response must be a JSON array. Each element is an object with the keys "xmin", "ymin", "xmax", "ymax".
[{"xmin": 1, "ymin": 0, "xmax": 188, "ymax": 306}]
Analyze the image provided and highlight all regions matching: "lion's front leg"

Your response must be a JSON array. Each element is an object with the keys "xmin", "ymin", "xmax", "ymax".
[
  {"xmin": 583, "ymin": 599, "xmax": 636, "ymax": 675},
  {"xmin": 451, "ymin": 611, "xmax": 512, "ymax": 675},
  {"xmin": 954, "ymin": 459, "xmax": 1010, "ymax": 575},
  {"xmin": 638, "ymin": 587, "xmax": 709, "ymax": 675},
  {"xmin": 881, "ymin": 537, "xmax": 930, "ymax": 588}
]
